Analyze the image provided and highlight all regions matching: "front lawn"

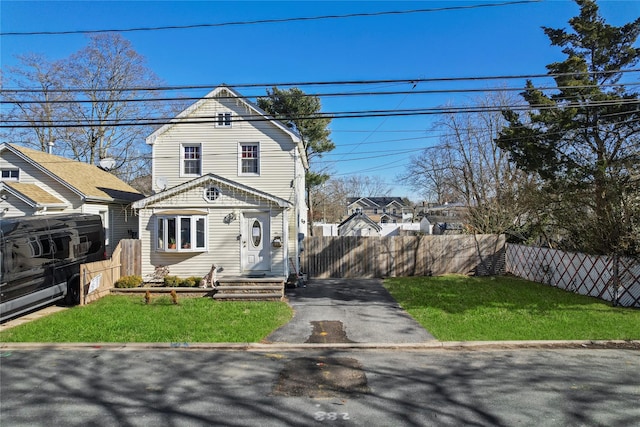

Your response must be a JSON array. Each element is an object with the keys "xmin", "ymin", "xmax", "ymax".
[
  {"xmin": 0, "ymin": 296, "xmax": 292, "ymax": 343},
  {"xmin": 384, "ymin": 275, "xmax": 640, "ymax": 341}
]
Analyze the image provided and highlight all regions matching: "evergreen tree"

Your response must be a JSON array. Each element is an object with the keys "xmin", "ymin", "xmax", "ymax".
[
  {"xmin": 496, "ymin": 0, "xmax": 640, "ymax": 256},
  {"xmin": 258, "ymin": 87, "xmax": 335, "ymax": 231}
]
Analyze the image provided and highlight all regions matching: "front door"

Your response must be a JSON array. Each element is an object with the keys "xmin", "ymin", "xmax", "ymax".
[{"xmin": 243, "ymin": 212, "xmax": 270, "ymax": 272}]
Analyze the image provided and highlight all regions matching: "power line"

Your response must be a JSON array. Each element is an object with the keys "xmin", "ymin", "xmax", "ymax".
[
  {"xmin": 0, "ymin": 1, "xmax": 540, "ymax": 36},
  {"xmin": 3, "ymin": 98, "xmax": 638, "ymax": 128},
  {"xmin": 3, "ymin": 81, "xmax": 638, "ymax": 105},
  {"xmin": 3, "ymin": 68, "xmax": 637, "ymax": 93}
]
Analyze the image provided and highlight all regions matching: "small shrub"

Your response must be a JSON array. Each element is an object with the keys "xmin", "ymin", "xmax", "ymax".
[
  {"xmin": 115, "ymin": 275, "xmax": 143, "ymax": 288},
  {"xmin": 180, "ymin": 276, "xmax": 201, "ymax": 287},
  {"xmin": 163, "ymin": 275, "xmax": 181, "ymax": 287}
]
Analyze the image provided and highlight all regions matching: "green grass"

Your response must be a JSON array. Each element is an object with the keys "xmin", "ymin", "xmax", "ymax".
[
  {"xmin": 384, "ymin": 275, "xmax": 640, "ymax": 341},
  {"xmin": 0, "ymin": 296, "xmax": 292, "ymax": 343}
]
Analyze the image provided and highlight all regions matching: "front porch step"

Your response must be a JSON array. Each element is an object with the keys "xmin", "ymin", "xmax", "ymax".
[
  {"xmin": 212, "ymin": 292, "xmax": 283, "ymax": 300},
  {"xmin": 212, "ymin": 276, "xmax": 285, "ymax": 301}
]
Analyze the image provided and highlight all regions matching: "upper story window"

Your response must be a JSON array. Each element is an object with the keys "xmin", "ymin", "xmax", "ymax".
[
  {"xmin": 216, "ymin": 112, "xmax": 232, "ymax": 127},
  {"xmin": 239, "ymin": 143, "xmax": 259, "ymax": 175},
  {"xmin": 1, "ymin": 169, "xmax": 19, "ymax": 181},
  {"xmin": 182, "ymin": 144, "xmax": 201, "ymax": 176}
]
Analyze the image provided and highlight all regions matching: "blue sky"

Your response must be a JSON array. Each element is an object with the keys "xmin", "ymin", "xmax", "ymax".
[{"xmin": 1, "ymin": 0, "xmax": 638, "ymax": 198}]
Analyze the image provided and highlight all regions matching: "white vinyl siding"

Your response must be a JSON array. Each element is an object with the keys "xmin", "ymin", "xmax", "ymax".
[{"xmin": 151, "ymin": 96, "xmax": 297, "ymax": 199}]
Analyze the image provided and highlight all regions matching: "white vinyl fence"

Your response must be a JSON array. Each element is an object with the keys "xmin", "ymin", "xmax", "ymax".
[{"xmin": 506, "ymin": 244, "xmax": 640, "ymax": 308}]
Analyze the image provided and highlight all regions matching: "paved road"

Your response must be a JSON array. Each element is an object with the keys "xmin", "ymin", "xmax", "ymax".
[
  {"xmin": 1, "ymin": 347, "xmax": 638, "ymax": 426},
  {"xmin": 267, "ymin": 279, "xmax": 435, "ymax": 344}
]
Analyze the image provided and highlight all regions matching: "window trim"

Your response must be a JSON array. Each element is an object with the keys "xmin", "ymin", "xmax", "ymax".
[
  {"xmin": 181, "ymin": 144, "xmax": 202, "ymax": 177},
  {"xmin": 215, "ymin": 111, "xmax": 232, "ymax": 128},
  {"xmin": 1, "ymin": 168, "xmax": 19, "ymax": 181},
  {"xmin": 238, "ymin": 142, "xmax": 260, "ymax": 176},
  {"xmin": 204, "ymin": 185, "xmax": 221, "ymax": 202},
  {"xmin": 156, "ymin": 214, "xmax": 207, "ymax": 252}
]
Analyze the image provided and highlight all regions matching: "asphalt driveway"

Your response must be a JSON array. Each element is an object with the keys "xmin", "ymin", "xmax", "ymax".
[{"xmin": 266, "ymin": 278, "xmax": 435, "ymax": 344}]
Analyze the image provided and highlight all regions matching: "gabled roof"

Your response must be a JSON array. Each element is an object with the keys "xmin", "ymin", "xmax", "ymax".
[
  {"xmin": 347, "ymin": 196, "xmax": 407, "ymax": 208},
  {"xmin": 1, "ymin": 182, "xmax": 67, "ymax": 208},
  {"xmin": 1, "ymin": 143, "xmax": 143, "ymax": 204},
  {"xmin": 338, "ymin": 212, "xmax": 383, "ymax": 232},
  {"xmin": 132, "ymin": 173, "xmax": 292, "ymax": 209},
  {"xmin": 145, "ymin": 85, "xmax": 308, "ymax": 170}
]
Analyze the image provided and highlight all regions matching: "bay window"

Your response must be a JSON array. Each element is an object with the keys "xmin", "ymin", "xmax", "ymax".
[{"xmin": 157, "ymin": 215, "xmax": 206, "ymax": 251}]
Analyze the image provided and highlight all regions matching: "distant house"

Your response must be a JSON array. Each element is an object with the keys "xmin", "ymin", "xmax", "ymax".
[
  {"xmin": 419, "ymin": 202, "xmax": 467, "ymax": 235},
  {"xmin": 0, "ymin": 143, "xmax": 143, "ymax": 255},
  {"xmin": 346, "ymin": 197, "xmax": 412, "ymax": 224},
  {"xmin": 338, "ymin": 212, "xmax": 382, "ymax": 236},
  {"xmin": 131, "ymin": 86, "xmax": 308, "ymax": 280}
]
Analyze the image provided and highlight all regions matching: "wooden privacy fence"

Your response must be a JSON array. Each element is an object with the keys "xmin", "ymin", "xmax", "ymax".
[
  {"xmin": 506, "ymin": 244, "xmax": 640, "ymax": 308},
  {"xmin": 302, "ymin": 234, "xmax": 505, "ymax": 278},
  {"xmin": 80, "ymin": 239, "xmax": 141, "ymax": 305}
]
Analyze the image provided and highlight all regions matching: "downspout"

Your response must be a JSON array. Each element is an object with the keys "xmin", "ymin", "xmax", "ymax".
[{"xmin": 292, "ymin": 148, "xmax": 299, "ymax": 277}]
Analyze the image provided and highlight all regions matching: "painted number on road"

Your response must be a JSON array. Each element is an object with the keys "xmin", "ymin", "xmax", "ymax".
[{"xmin": 314, "ymin": 412, "xmax": 350, "ymax": 421}]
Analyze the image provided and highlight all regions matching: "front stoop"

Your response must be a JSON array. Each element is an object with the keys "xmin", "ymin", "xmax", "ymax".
[{"xmin": 213, "ymin": 276, "xmax": 285, "ymax": 301}]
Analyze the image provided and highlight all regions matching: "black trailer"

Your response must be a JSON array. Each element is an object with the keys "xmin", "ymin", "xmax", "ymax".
[{"xmin": 0, "ymin": 214, "xmax": 105, "ymax": 323}]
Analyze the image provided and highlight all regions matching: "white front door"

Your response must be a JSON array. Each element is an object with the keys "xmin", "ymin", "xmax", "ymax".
[{"xmin": 243, "ymin": 212, "xmax": 270, "ymax": 272}]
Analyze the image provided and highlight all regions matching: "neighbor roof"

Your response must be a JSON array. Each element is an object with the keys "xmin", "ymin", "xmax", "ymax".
[
  {"xmin": 2, "ymin": 143, "xmax": 143, "ymax": 203},
  {"xmin": 347, "ymin": 197, "xmax": 407, "ymax": 207},
  {"xmin": 338, "ymin": 212, "xmax": 383, "ymax": 231},
  {"xmin": 2, "ymin": 182, "xmax": 66, "ymax": 206}
]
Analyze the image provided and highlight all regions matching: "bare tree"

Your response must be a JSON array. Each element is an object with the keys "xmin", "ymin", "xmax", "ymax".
[
  {"xmin": 1, "ymin": 53, "xmax": 69, "ymax": 152},
  {"xmin": 60, "ymin": 33, "xmax": 166, "ymax": 181},
  {"xmin": 404, "ymin": 93, "xmax": 537, "ymax": 236},
  {"xmin": 3, "ymin": 34, "xmax": 168, "ymax": 183}
]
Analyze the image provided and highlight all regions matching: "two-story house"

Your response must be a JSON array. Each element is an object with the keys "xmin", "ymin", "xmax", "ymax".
[
  {"xmin": 346, "ymin": 197, "xmax": 411, "ymax": 224},
  {"xmin": 0, "ymin": 143, "xmax": 142, "ymax": 256},
  {"xmin": 131, "ymin": 86, "xmax": 308, "ymax": 280}
]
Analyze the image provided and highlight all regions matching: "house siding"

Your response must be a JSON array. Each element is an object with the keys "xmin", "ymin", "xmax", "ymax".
[
  {"xmin": 151, "ymin": 95, "xmax": 299, "ymax": 202},
  {"xmin": 137, "ymin": 181, "xmax": 288, "ymax": 279},
  {"xmin": 1, "ymin": 145, "xmax": 140, "ymax": 256}
]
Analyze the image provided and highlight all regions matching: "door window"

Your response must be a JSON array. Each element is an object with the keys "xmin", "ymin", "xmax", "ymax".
[{"xmin": 251, "ymin": 220, "xmax": 262, "ymax": 247}]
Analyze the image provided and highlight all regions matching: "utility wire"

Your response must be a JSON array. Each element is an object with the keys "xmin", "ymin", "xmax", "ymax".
[
  {"xmin": 3, "ymin": 81, "xmax": 638, "ymax": 105},
  {"xmin": 0, "ymin": 1, "xmax": 540, "ymax": 36},
  {"xmin": 3, "ymin": 98, "xmax": 638, "ymax": 128},
  {"xmin": 3, "ymin": 68, "xmax": 637, "ymax": 93}
]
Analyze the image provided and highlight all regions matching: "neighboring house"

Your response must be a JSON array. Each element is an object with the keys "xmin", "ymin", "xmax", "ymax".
[
  {"xmin": 346, "ymin": 197, "xmax": 412, "ymax": 224},
  {"xmin": 419, "ymin": 202, "xmax": 467, "ymax": 235},
  {"xmin": 338, "ymin": 212, "xmax": 382, "ymax": 236},
  {"xmin": 131, "ymin": 86, "xmax": 308, "ymax": 280},
  {"xmin": 0, "ymin": 143, "xmax": 143, "ymax": 255}
]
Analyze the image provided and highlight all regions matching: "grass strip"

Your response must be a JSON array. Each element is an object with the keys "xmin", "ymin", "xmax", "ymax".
[
  {"xmin": 0, "ymin": 296, "xmax": 292, "ymax": 343},
  {"xmin": 384, "ymin": 275, "xmax": 640, "ymax": 341}
]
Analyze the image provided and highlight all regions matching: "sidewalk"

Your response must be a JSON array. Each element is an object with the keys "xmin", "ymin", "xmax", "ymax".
[{"xmin": 0, "ymin": 305, "xmax": 67, "ymax": 333}]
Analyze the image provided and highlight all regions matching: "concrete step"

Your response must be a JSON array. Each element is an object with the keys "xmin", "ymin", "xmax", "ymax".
[
  {"xmin": 215, "ymin": 285, "xmax": 283, "ymax": 291},
  {"xmin": 212, "ymin": 293, "xmax": 283, "ymax": 301}
]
